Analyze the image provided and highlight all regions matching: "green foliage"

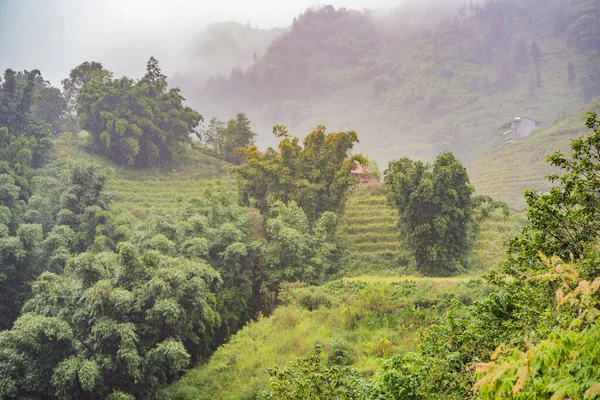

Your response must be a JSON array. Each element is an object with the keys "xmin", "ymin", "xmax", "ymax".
[
  {"xmin": 0, "ymin": 160, "xmax": 128, "ymax": 330},
  {"xmin": 259, "ymin": 345, "xmax": 370, "ymax": 400},
  {"xmin": 168, "ymin": 278, "xmax": 490, "ymax": 400},
  {"xmin": 385, "ymin": 152, "xmax": 500, "ymax": 275},
  {"xmin": 475, "ymin": 255, "xmax": 600, "ymax": 399},
  {"xmin": 234, "ymin": 125, "xmax": 364, "ymax": 224},
  {"xmin": 265, "ymin": 201, "xmax": 340, "ymax": 285},
  {"xmin": 14, "ymin": 70, "xmax": 68, "ymax": 134},
  {"xmin": 61, "ymin": 61, "xmax": 113, "ymax": 114},
  {"xmin": 77, "ymin": 58, "xmax": 202, "ymax": 167},
  {"xmin": 201, "ymin": 114, "xmax": 256, "ymax": 164},
  {"xmin": 0, "ymin": 69, "xmax": 54, "ymax": 173},
  {"xmin": 132, "ymin": 184, "xmax": 266, "ymax": 345},
  {"xmin": 369, "ymin": 112, "xmax": 600, "ymax": 399},
  {"xmin": 0, "ymin": 244, "xmax": 221, "ymax": 399},
  {"xmin": 28, "ymin": 162, "xmax": 118, "ymax": 252},
  {"xmin": 504, "ymin": 112, "xmax": 600, "ymax": 277}
]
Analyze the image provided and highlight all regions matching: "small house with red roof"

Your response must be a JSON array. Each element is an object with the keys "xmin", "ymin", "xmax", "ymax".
[{"xmin": 351, "ymin": 165, "xmax": 377, "ymax": 184}]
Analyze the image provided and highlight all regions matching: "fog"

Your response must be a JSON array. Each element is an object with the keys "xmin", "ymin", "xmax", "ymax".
[{"xmin": 0, "ymin": 0, "xmax": 400, "ymax": 86}]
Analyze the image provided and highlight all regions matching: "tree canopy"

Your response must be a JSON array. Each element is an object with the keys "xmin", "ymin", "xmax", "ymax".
[
  {"xmin": 61, "ymin": 61, "xmax": 113, "ymax": 114},
  {"xmin": 0, "ymin": 69, "xmax": 54, "ymax": 173},
  {"xmin": 201, "ymin": 113, "xmax": 256, "ymax": 164},
  {"xmin": 0, "ymin": 244, "xmax": 220, "ymax": 400},
  {"xmin": 77, "ymin": 58, "xmax": 202, "ymax": 167},
  {"xmin": 385, "ymin": 152, "xmax": 480, "ymax": 275},
  {"xmin": 234, "ymin": 125, "xmax": 364, "ymax": 224}
]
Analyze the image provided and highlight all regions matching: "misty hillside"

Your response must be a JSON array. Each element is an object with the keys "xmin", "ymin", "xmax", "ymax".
[
  {"xmin": 188, "ymin": 0, "xmax": 600, "ymax": 168},
  {"xmin": 171, "ymin": 22, "xmax": 286, "ymax": 106},
  {"xmin": 469, "ymin": 96, "xmax": 600, "ymax": 209}
]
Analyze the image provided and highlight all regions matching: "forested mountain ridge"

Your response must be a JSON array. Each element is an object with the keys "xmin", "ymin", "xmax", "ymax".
[{"xmin": 193, "ymin": 0, "xmax": 600, "ymax": 169}]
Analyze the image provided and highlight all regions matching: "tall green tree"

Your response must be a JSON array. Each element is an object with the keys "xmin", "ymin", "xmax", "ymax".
[
  {"xmin": 0, "ymin": 69, "xmax": 54, "ymax": 171},
  {"xmin": 61, "ymin": 61, "xmax": 112, "ymax": 114},
  {"xmin": 385, "ymin": 152, "xmax": 479, "ymax": 275},
  {"xmin": 222, "ymin": 113, "xmax": 256, "ymax": 165},
  {"xmin": 201, "ymin": 117, "xmax": 227, "ymax": 153},
  {"xmin": 234, "ymin": 125, "xmax": 364, "ymax": 224},
  {"xmin": 77, "ymin": 58, "xmax": 202, "ymax": 167},
  {"xmin": 201, "ymin": 113, "xmax": 256, "ymax": 164},
  {"xmin": 144, "ymin": 56, "xmax": 167, "ymax": 85},
  {"xmin": 14, "ymin": 71, "xmax": 66, "ymax": 134}
]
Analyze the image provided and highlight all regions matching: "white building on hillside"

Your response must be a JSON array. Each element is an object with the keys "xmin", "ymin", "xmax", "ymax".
[{"xmin": 500, "ymin": 117, "xmax": 543, "ymax": 142}]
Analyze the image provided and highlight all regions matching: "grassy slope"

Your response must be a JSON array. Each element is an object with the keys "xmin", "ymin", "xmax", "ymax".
[
  {"xmin": 469, "ymin": 97, "xmax": 600, "ymax": 209},
  {"xmin": 166, "ymin": 278, "xmax": 492, "ymax": 400},
  {"xmin": 56, "ymin": 135, "xmax": 234, "ymax": 219},
  {"xmin": 54, "ymin": 137, "xmax": 523, "ymax": 399},
  {"xmin": 338, "ymin": 183, "xmax": 523, "ymax": 276}
]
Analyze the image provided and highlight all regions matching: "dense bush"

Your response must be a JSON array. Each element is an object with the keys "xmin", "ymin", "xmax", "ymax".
[
  {"xmin": 0, "ymin": 245, "xmax": 221, "ymax": 399},
  {"xmin": 259, "ymin": 345, "xmax": 370, "ymax": 400}
]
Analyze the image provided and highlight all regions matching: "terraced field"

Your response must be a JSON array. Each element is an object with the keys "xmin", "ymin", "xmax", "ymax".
[
  {"xmin": 57, "ymin": 134, "xmax": 520, "ymax": 274},
  {"xmin": 337, "ymin": 184, "xmax": 404, "ymax": 274},
  {"xmin": 338, "ymin": 183, "xmax": 523, "ymax": 276},
  {"xmin": 107, "ymin": 172, "xmax": 236, "ymax": 219},
  {"xmin": 56, "ymin": 134, "xmax": 235, "ymax": 219}
]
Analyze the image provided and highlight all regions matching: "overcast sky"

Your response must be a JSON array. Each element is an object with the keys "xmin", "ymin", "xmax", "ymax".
[{"xmin": 0, "ymin": 0, "xmax": 400, "ymax": 86}]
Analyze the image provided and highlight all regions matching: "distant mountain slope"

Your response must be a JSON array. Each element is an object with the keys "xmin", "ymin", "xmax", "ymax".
[
  {"xmin": 469, "ymin": 97, "xmax": 600, "ymax": 209},
  {"xmin": 171, "ymin": 22, "xmax": 286, "ymax": 106},
  {"xmin": 192, "ymin": 0, "xmax": 600, "ymax": 168}
]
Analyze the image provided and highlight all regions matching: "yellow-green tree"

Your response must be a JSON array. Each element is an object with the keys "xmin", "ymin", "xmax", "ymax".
[{"xmin": 234, "ymin": 125, "xmax": 364, "ymax": 224}]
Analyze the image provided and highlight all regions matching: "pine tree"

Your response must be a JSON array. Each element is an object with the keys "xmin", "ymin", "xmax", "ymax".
[
  {"xmin": 536, "ymin": 68, "xmax": 543, "ymax": 88},
  {"xmin": 144, "ymin": 56, "xmax": 167, "ymax": 85}
]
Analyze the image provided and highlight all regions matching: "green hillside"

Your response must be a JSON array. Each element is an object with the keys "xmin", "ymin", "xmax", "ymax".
[
  {"xmin": 196, "ymin": 0, "xmax": 600, "ymax": 171},
  {"xmin": 57, "ymin": 134, "xmax": 517, "ymax": 277},
  {"xmin": 469, "ymin": 97, "xmax": 600, "ymax": 208},
  {"xmin": 338, "ymin": 185, "xmax": 403, "ymax": 273},
  {"xmin": 56, "ymin": 134, "xmax": 234, "ymax": 219},
  {"xmin": 337, "ymin": 183, "xmax": 522, "ymax": 276},
  {"xmin": 166, "ymin": 277, "xmax": 491, "ymax": 400}
]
